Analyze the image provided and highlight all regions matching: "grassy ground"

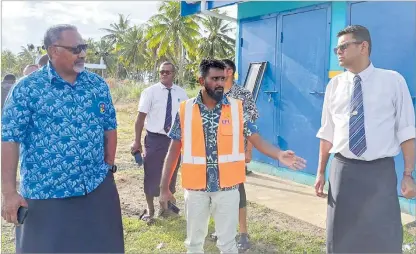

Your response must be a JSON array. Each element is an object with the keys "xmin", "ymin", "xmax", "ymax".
[
  {"xmin": 109, "ymin": 102, "xmax": 328, "ymax": 253},
  {"xmin": 2, "ymin": 86, "xmax": 415, "ymax": 253}
]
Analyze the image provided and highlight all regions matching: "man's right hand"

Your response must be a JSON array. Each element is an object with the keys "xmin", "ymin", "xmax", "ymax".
[
  {"xmin": 1, "ymin": 192, "xmax": 28, "ymax": 224},
  {"xmin": 314, "ymin": 172, "xmax": 326, "ymax": 197},
  {"xmin": 130, "ymin": 140, "xmax": 142, "ymax": 156},
  {"xmin": 159, "ymin": 189, "xmax": 173, "ymax": 210},
  {"xmin": 245, "ymin": 150, "xmax": 252, "ymax": 163}
]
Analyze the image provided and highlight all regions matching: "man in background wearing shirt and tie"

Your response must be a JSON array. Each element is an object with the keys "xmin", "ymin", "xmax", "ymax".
[
  {"xmin": 315, "ymin": 25, "xmax": 415, "ymax": 253},
  {"xmin": 131, "ymin": 62, "xmax": 188, "ymax": 223}
]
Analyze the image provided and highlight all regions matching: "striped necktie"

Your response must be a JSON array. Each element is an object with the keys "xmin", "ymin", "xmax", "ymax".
[
  {"xmin": 164, "ymin": 88, "xmax": 172, "ymax": 134},
  {"xmin": 349, "ymin": 75, "xmax": 367, "ymax": 156}
]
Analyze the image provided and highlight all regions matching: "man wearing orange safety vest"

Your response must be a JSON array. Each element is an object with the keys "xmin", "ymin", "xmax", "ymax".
[{"xmin": 159, "ymin": 59, "xmax": 307, "ymax": 253}]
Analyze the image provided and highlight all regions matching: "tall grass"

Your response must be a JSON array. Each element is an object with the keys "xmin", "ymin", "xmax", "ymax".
[
  {"xmin": 107, "ymin": 78, "xmax": 146, "ymax": 104},
  {"xmin": 106, "ymin": 78, "xmax": 201, "ymax": 104}
]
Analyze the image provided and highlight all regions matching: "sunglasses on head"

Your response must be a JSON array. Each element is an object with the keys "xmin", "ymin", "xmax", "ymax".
[
  {"xmin": 53, "ymin": 44, "xmax": 88, "ymax": 54},
  {"xmin": 333, "ymin": 41, "xmax": 362, "ymax": 54},
  {"xmin": 160, "ymin": 70, "xmax": 172, "ymax": 75}
]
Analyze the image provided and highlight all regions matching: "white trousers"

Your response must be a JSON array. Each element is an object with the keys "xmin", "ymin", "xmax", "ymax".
[{"xmin": 184, "ymin": 188, "xmax": 239, "ymax": 254}]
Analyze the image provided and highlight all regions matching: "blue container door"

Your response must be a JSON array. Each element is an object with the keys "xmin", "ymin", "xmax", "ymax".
[
  {"xmin": 277, "ymin": 6, "xmax": 330, "ymax": 175},
  {"xmin": 240, "ymin": 17, "xmax": 279, "ymax": 166},
  {"xmin": 349, "ymin": 1, "xmax": 416, "ymax": 195}
]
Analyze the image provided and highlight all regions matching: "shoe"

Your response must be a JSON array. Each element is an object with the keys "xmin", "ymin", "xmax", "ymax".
[{"xmin": 237, "ymin": 233, "xmax": 251, "ymax": 252}]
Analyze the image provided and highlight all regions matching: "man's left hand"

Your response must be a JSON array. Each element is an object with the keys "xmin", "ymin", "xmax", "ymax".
[
  {"xmin": 401, "ymin": 175, "xmax": 416, "ymax": 199},
  {"xmin": 278, "ymin": 150, "xmax": 307, "ymax": 170}
]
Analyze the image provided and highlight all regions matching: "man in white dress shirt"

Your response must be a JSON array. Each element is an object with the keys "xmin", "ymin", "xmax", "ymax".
[
  {"xmin": 315, "ymin": 25, "xmax": 415, "ymax": 253},
  {"xmin": 131, "ymin": 62, "xmax": 188, "ymax": 223}
]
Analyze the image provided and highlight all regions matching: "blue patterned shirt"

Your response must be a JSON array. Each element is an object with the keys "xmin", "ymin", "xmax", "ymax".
[
  {"xmin": 168, "ymin": 92, "xmax": 258, "ymax": 192},
  {"xmin": 1, "ymin": 63, "xmax": 117, "ymax": 199}
]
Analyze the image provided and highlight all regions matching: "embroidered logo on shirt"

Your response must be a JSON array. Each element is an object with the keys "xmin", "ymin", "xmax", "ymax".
[
  {"xmin": 222, "ymin": 119, "xmax": 230, "ymax": 125},
  {"xmin": 99, "ymin": 103, "xmax": 106, "ymax": 114}
]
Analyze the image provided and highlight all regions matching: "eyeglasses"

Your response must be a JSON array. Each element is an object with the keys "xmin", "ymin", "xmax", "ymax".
[
  {"xmin": 53, "ymin": 44, "xmax": 88, "ymax": 54},
  {"xmin": 333, "ymin": 41, "xmax": 362, "ymax": 54},
  {"xmin": 160, "ymin": 70, "xmax": 173, "ymax": 75}
]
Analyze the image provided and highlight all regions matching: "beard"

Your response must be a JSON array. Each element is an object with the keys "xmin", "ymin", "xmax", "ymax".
[
  {"xmin": 205, "ymin": 85, "xmax": 224, "ymax": 102},
  {"xmin": 73, "ymin": 60, "xmax": 85, "ymax": 73}
]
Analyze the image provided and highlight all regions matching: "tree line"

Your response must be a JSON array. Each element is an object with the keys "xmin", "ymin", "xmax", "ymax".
[{"xmin": 1, "ymin": 1, "xmax": 235, "ymax": 87}]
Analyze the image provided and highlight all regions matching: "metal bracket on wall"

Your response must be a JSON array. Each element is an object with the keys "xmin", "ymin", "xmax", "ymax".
[
  {"xmin": 264, "ymin": 91, "xmax": 279, "ymax": 102},
  {"xmin": 309, "ymin": 91, "xmax": 325, "ymax": 96}
]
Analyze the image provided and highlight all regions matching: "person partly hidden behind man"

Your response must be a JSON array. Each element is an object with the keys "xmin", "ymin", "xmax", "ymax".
[
  {"xmin": 1, "ymin": 74, "xmax": 16, "ymax": 110},
  {"xmin": 159, "ymin": 59, "xmax": 307, "ymax": 253},
  {"xmin": 23, "ymin": 64, "xmax": 39, "ymax": 76},
  {"xmin": 208, "ymin": 58, "xmax": 259, "ymax": 251}
]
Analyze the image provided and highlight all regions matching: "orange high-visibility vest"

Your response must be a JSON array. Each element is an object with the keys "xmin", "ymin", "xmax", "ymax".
[{"xmin": 179, "ymin": 97, "xmax": 246, "ymax": 189}]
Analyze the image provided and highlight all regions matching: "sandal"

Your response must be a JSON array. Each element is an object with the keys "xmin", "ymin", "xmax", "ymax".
[{"xmin": 139, "ymin": 209, "xmax": 155, "ymax": 225}]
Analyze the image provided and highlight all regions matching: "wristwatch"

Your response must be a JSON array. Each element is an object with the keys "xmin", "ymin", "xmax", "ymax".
[{"xmin": 109, "ymin": 164, "xmax": 118, "ymax": 173}]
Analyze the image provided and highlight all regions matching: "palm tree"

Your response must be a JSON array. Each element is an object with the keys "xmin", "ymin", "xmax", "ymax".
[
  {"xmin": 95, "ymin": 39, "xmax": 116, "ymax": 77},
  {"xmin": 85, "ymin": 38, "xmax": 100, "ymax": 64},
  {"xmin": 18, "ymin": 45, "xmax": 36, "ymax": 65},
  {"xmin": 146, "ymin": 1, "xmax": 201, "ymax": 84},
  {"xmin": 118, "ymin": 25, "xmax": 148, "ymax": 81},
  {"xmin": 101, "ymin": 14, "xmax": 131, "ymax": 79},
  {"xmin": 199, "ymin": 11, "xmax": 236, "ymax": 59},
  {"xmin": 84, "ymin": 38, "xmax": 116, "ymax": 77},
  {"xmin": 101, "ymin": 14, "xmax": 131, "ymax": 44},
  {"xmin": 1, "ymin": 50, "xmax": 18, "ymax": 76}
]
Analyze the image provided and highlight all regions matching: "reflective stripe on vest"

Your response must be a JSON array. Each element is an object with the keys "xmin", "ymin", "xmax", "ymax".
[{"xmin": 182, "ymin": 98, "xmax": 244, "ymax": 165}]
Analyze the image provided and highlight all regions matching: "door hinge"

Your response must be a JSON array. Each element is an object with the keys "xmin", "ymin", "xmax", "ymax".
[
  {"xmin": 240, "ymin": 38, "xmax": 243, "ymax": 47},
  {"xmin": 280, "ymin": 32, "xmax": 283, "ymax": 43}
]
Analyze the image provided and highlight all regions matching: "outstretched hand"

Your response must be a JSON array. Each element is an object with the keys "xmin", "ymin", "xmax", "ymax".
[{"xmin": 278, "ymin": 150, "xmax": 307, "ymax": 170}]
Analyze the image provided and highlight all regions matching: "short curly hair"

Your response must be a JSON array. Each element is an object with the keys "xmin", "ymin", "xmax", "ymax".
[{"xmin": 199, "ymin": 59, "xmax": 226, "ymax": 78}]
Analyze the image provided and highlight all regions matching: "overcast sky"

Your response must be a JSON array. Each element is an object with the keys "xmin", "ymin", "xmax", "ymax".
[{"xmin": 1, "ymin": 1, "xmax": 237, "ymax": 54}]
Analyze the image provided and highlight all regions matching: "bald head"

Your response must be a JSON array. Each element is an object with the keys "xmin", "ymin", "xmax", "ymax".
[
  {"xmin": 23, "ymin": 64, "xmax": 39, "ymax": 76},
  {"xmin": 38, "ymin": 54, "xmax": 49, "ymax": 67}
]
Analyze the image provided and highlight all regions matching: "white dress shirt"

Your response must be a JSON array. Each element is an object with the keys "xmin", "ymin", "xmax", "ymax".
[
  {"xmin": 138, "ymin": 82, "xmax": 188, "ymax": 135},
  {"xmin": 316, "ymin": 63, "xmax": 415, "ymax": 161}
]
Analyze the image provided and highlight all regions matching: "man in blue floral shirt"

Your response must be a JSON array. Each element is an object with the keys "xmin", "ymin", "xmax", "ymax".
[{"xmin": 1, "ymin": 24, "xmax": 124, "ymax": 253}]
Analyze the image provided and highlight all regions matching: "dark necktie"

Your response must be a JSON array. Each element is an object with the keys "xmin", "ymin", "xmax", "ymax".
[
  {"xmin": 349, "ymin": 75, "xmax": 367, "ymax": 156},
  {"xmin": 164, "ymin": 88, "xmax": 172, "ymax": 133}
]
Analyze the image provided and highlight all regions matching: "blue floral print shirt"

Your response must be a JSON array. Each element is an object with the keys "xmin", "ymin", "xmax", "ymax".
[{"xmin": 1, "ymin": 62, "xmax": 117, "ymax": 199}]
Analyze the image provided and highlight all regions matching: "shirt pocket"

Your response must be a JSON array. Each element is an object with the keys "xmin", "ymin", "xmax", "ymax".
[
  {"xmin": 365, "ymin": 90, "xmax": 394, "ymax": 119},
  {"xmin": 219, "ymin": 118, "xmax": 234, "ymax": 136},
  {"xmin": 87, "ymin": 94, "xmax": 108, "ymax": 125}
]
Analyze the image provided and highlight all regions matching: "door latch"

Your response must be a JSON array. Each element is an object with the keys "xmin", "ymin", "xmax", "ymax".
[
  {"xmin": 309, "ymin": 91, "xmax": 325, "ymax": 96},
  {"xmin": 264, "ymin": 91, "xmax": 279, "ymax": 102}
]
